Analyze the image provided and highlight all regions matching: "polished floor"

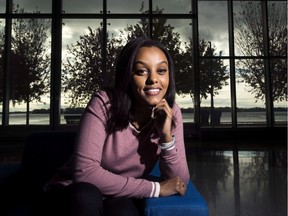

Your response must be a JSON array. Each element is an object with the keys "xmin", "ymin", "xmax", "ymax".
[
  {"xmin": 0, "ymin": 139, "xmax": 287, "ymax": 216},
  {"xmin": 186, "ymin": 140, "xmax": 287, "ymax": 216}
]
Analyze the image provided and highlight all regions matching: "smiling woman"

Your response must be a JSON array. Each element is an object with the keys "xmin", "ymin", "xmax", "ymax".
[{"xmin": 33, "ymin": 37, "xmax": 191, "ymax": 216}]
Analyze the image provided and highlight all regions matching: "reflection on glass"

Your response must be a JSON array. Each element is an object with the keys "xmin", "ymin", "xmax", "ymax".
[
  {"xmin": 268, "ymin": 1, "xmax": 287, "ymax": 57},
  {"xmin": 235, "ymin": 59, "xmax": 266, "ymax": 125},
  {"xmin": 61, "ymin": 19, "xmax": 102, "ymax": 125},
  {"xmin": 0, "ymin": 0, "xmax": 5, "ymax": 13},
  {"xmin": 198, "ymin": 1, "xmax": 229, "ymax": 56},
  {"xmin": 107, "ymin": 0, "xmax": 148, "ymax": 14},
  {"xmin": 270, "ymin": 59, "xmax": 287, "ymax": 126},
  {"xmin": 153, "ymin": 0, "xmax": 191, "ymax": 14},
  {"xmin": 9, "ymin": 18, "xmax": 51, "ymax": 125},
  {"xmin": 234, "ymin": 1, "xmax": 263, "ymax": 56},
  {"xmin": 152, "ymin": 19, "xmax": 194, "ymax": 123},
  {"xmin": 12, "ymin": 0, "xmax": 52, "ymax": 13},
  {"xmin": 63, "ymin": 0, "xmax": 102, "ymax": 14}
]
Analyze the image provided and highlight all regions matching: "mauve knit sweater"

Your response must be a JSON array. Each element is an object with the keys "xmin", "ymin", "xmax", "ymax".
[{"xmin": 47, "ymin": 90, "xmax": 190, "ymax": 199}]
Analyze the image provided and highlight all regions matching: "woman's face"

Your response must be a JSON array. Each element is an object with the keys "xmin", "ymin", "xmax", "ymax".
[{"xmin": 131, "ymin": 46, "xmax": 169, "ymax": 107}]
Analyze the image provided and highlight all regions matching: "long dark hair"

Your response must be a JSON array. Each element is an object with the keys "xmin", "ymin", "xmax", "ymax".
[{"xmin": 106, "ymin": 37, "xmax": 176, "ymax": 133}]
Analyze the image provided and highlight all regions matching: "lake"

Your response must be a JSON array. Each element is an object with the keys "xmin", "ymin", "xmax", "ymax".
[{"xmin": 3, "ymin": 111, "xmax": 287, "ymax": 125}]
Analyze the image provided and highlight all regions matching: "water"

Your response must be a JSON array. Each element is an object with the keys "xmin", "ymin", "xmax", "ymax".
[{"xmin": 2, "ymin": 111, "xmax": 287, "ymax": 125}]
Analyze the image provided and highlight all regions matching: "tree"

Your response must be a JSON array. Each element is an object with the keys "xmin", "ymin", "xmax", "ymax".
[
  {"xmin": 62, "ymin": 27, "xmax": 123, "ymax": 107},
  {"xmin": 62, "ymin": 5, "xmax": 228, "ymax": 114},
  {"xmin": 62, "ymin": 6, "xmax": 184, "ymax": 107},
  {"xmin": 9, "ymin": 5, "xmax": 50, "ymax": 124},
  {"xmin": 200, "ymin": 40, "xmax": 228, "ymax": 105},
  {"xmin": 234, "ymin": 1, "xmax": 287, "ymax": 103}
]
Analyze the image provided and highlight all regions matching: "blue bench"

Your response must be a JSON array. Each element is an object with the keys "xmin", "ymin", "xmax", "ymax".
[{"xmin": 145, "ymin": 162, "xmax": 209, "ymax": 216}]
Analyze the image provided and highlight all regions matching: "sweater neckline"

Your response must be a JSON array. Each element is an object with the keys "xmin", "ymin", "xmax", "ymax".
[{"xmin": 129, "ymin": 119, "xmax": 153, "ymax": 134}]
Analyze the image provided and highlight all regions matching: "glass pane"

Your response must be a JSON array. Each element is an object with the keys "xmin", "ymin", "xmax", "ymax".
[
  {"xmin": 63, "ymin": 0, "xmax": 102, "ymax": 14},
  {"xmin": 235, "ymin": 59, "xmax": 266, "ymax": 126},
  {"xmin": 268, "ymin": 1, "xmax": 287, "ymax": 56},
  {"xmin": 199, "ymin": 57, "xmax": 230, "ymax": 127},
  {"xmin": 0, "ymin": 19, "xmax": 4, "ymax": 125},
  {"xmin": 9, "ymin": 18, "xmax": 51, "ymax": 125},
  {"xmin": 271, "ymin": 58, "xmax": 287, "ymax": 126},
  {"xmin": 107, "ymin": 0, "xmax": 148, "ymax": 14},
  {"xmin": 152, "ymin": 19, "xmax": 194, "ymax": 125},
  {"xmin": 153, "ymin": 0, "xmax": 192, "ymax": 14},
  {"xmin": 234, "ymin": 1, "xmax": 264, "ymax": 57},
  {"xmin": 13, "ymin": 0, "xmax": 52, "ymax": 13},
  {"xmin": 61, "ymin": 19, "xmax": 102, "ymax": 125},
  {"xmin": 198, "ymin": 1, "xmax": 229, "ymax": 56},
  {"xmin": 0, "ymin": 0, "xmax": 5, "ymax": 13}
]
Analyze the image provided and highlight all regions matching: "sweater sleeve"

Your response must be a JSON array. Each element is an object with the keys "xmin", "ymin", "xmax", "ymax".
[
  {"xmin": 73, "ymin": 91, "xmax": 157, "ymax": 198},
  {"xmin": 158, "ymin": 103, "xmax": 190, "ymax": 185}
]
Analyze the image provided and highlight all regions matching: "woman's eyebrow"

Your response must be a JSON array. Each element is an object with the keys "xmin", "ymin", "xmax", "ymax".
[{"xmin": 134, "ymin": 60, "xmax": 168, "ymax": 66}]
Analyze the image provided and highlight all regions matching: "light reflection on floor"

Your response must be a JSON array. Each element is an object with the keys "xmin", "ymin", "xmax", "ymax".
[{"xmin": 186, "ymin": 146, "xmax": 287, "ymax": 216}]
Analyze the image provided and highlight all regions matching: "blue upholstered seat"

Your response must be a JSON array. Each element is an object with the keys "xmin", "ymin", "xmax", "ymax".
[{"xmin": 145, "ymin": 162, "xmax": 209, "ymax": 216}]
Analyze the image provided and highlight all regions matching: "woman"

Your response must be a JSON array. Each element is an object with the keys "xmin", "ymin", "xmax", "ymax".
[{"xmin": 43, "ymin": 37, "xmax": 190, "ymax": 216}]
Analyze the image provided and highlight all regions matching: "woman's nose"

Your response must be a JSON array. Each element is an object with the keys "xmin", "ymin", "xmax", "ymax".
[{"xmin": 146, "ymin": 71, "xmax": 158, "ymax": 84}]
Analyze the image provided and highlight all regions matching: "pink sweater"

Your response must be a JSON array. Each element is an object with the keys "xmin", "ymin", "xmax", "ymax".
[{"xmin": 49, "ymin": 91, "xmax": 190, "ymax": 198}]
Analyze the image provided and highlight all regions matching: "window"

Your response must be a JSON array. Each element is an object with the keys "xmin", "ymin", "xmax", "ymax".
[{"xmin": 0, "ymin": 0, "xmax": 286, "ymax": 130}]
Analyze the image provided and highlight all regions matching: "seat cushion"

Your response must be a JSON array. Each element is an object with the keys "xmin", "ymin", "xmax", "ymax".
[
  {"xmin": 144, "ymin": 181, "xmax": 208, "ymax": 216},
  {"xmin": 145, "ymin": 161, "xmax": 208, "ymax": 216}
]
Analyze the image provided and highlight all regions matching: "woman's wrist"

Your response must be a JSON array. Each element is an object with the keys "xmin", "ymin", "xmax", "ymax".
[{"xmin": 159, "ymin": 135, "xmax": 175, "ymax": 150}]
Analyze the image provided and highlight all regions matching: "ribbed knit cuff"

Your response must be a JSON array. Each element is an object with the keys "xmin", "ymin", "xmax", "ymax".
[
  {"xmin": 159, "ymin": 135, "xmax": 175, "ymax": 150},
  {"xmin": 150, "ymin": 182, "xmax": 161, "ymax": 197}
]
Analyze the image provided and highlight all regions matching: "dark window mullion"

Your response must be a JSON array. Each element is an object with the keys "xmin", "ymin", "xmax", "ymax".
[
  {"xmin": 50, "ymin": 0, "xmax": 62, "ymax": 129},
  {"xmin": 2, "ymin": 0, "xmax": 12, "ymax": 126},
  {"xmin": 228, "ymin": 0, "xmax": 237, "ymax": 128}
]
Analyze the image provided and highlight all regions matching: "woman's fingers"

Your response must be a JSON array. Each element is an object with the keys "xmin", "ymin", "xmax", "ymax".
[{"xmin": 159, "ymin": 177, "xmax": 186, "ymax": 197}]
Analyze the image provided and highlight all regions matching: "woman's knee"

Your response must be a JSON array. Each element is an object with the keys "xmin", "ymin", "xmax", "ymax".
[
  {"xmin": 66, "ymin": 182, "xmax": 103, "ymax": 216},
  {"xmin": 69, "ymin": 182, "xmax": 102, "ymax": 200}
]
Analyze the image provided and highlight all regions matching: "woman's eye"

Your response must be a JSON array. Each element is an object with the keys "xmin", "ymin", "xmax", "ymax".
[
  {"xmin": 135, "ymin": 69, "xmax": 148, "ymax": 75},
  {"xmin": 158, "ymin": 68, "xmax": 167, "ymax": 74}
]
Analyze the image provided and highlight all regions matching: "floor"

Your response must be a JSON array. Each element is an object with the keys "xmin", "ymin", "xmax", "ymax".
[
  {"xmin": 0, "ymin": 138, "xmax": 287, "ymax": 216},
  {"xmin": 186, "ymin": 139, "xmax": 287, "ymax": 216}
]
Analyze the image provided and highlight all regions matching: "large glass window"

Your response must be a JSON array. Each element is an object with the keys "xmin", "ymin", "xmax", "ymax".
[
  {"xmin": 235, "ymin": 59, "xmax": 266, "ymax": 125},
  {"xmin": 0, "ymin": 0, "xmax": 286, "ymax": 130},
  {"xmin": 267, "ymin": 1, "xmax": 287, "ymax": 126},
  {"xmin": 233, "ymin": 1, "xmax": 263, "ymax": 57},
  {"xmin": 9, "ymin": 18, "xmax": 51, "ymax": 125},
  {"xmin": 198, "ymin": 1, "xmax": 229, "ymax": 56},
  {"xmin": 61, "ymin": 19, "xmax": 102, "ymax": 125}
]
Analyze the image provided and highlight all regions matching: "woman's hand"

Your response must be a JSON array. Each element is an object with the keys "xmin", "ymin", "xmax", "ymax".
[
  {"xmin": 152, "ymin": 99, "xmax": 173, "ymax": 143},
  {"xmin": 159, "ymin": 176, "xmax": 186, "ymax": 196}
]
